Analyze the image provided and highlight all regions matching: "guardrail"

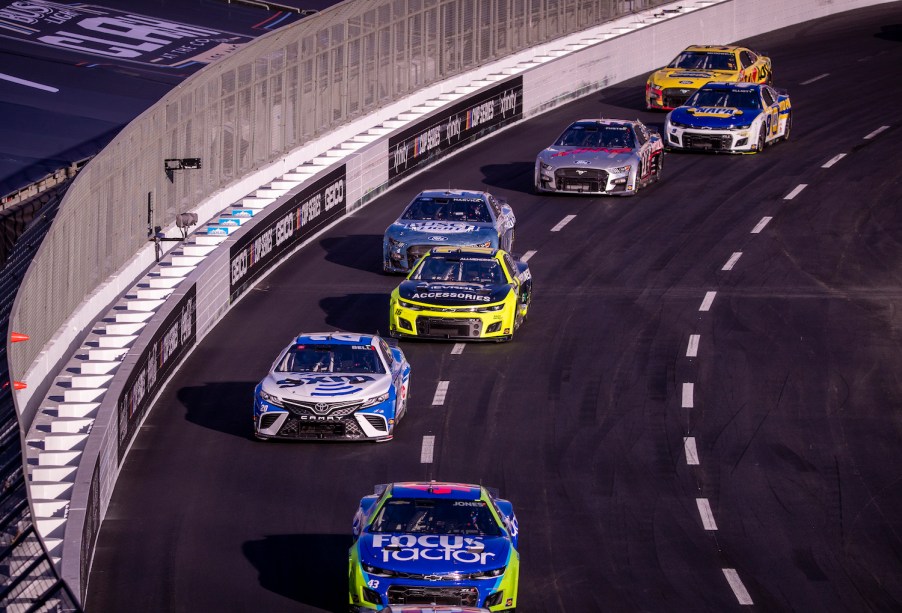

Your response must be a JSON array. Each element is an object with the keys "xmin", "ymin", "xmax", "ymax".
[{"xmin": 7, "ymin": 0, "xmax": 893, "ymax": 606}]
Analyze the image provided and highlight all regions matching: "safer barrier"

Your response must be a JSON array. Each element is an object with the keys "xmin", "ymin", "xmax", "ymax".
[{"xmin": 7, "ymin": 0, "xmax": 894, "ymax": 607}]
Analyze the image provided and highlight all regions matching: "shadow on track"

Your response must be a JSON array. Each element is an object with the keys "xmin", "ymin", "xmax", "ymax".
[
  {"xmin": 321, "ymin": 234, "xmax": 384, "ymax": 273},
  {"xmin": 321, "ymin": 293, "xmax": 391, "ymax": 334},
  {"xmin": 243, "ymin": 533, "xmax": 353, "ymax": 611},
  {"xmin": 179, "ymin": 381, "xmax": 256, "ymax": 439}
]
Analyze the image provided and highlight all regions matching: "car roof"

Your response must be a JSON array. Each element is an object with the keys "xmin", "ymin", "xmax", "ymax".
[
  {"xmin": 293, "ymin": 332, "xmax": 377, "ymax": 346},
  {"xmin": 682, "ymin": 44, "xmax": 742, "ymax": 53},
  {"xmin": 427, "ymin": 246, "xmax": 499, "ymax": 257},
  {"xmin": 697, "ymin": 81, "xmax": 761, "ymax": 91},
  {"xmin": 414, "ymin": 189, "xmax": 489, "ymax": 200},
  {"xmin": 389, "ymin": 481, "xmax": 485, "ymax": 500},
  {"xmin": 571, "ymin": 118, "xmax": 636, "ymax": 127}
]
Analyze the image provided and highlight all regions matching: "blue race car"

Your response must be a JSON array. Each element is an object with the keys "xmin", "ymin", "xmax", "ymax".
[
  {"xmin": 383, "ymin": 189, "xmax": 516, "ymax": 274},
  {"xmin": 664, "ymin": 81, "xmax": 791, "ymax": 153},
  {"xmin": 253, "ymin": 332, "xmax": 410, "ymax": 441},
  {"xmin": 349, "ymin": 482, "xmax": 520, "ymax": 611}
]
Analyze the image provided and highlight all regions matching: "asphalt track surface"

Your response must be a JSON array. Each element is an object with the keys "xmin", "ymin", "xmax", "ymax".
[
  {"xmin": 86, "ymin": 5, "xmax": 902, "ymax": 612},
  {"xmin": 0, "ymin": 0, "xmax": 333, "ymax": 195}
]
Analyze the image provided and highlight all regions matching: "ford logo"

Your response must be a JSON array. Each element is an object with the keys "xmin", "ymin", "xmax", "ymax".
[
  {"xmin": 679, "ymin": 80, "xmax": 694, "ymax": 85},
  {"xmin": 428, "ymin": 235, "xmax": 449, "ymax": 241},
  {"xmin": 574, "ymin": 160, "xmax": 590, "ymax": 165}
]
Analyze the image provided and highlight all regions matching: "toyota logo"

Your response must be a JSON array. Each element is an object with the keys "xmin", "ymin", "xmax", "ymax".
[{"xmin": 312, "ymin": 402, "xmax": 331, "ymax": 415}]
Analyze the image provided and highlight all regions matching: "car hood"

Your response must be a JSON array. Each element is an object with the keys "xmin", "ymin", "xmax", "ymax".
[
  {"xmin": 386, "ymin": 221, "xmax": 497, "ymax": 244},
  {"xmin": 259, "ymin": 372, "xmax": 390, "ymax": 402},
  {"xmin": 538, "ymin": 146, "xmax": 635, "ymax": 168},
  {"xmin": 397, "ymin": 281, "xmax": 511, "ymax": 306},
  {"xmin": 650, "ymin": 68, "xmax": 739, "ymax": 86},
  {"xmin": 670, "ymin": 106, "xmax": 761, "ymax": 128},
  {"xmin": 358, "ymin": 533, "xmax": 511, "ymax": 574}
]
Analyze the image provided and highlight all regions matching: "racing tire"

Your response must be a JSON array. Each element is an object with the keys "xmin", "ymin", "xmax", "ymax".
[
  {"xmin": 782, "ymin": 112, "xmax": 792, "ymax": 142},
  {"xmin": 653, "ymin": 154, "xmax": 663, "ymax": 183},
  {"xmin": 756, "ymin": 128, "xmax": 766, "ymax": 154}
]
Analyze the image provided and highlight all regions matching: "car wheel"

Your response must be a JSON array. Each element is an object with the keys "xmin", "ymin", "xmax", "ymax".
[
  {"xmin": 756, "ymin": 127, "xmax": 766, "ymax": 153},
  {"xmin": 782, "ymin": 112, "xmax": 792, "ymax": 141},
  {"xmin": 653, "ymin": 154, "xmax": 664, "ymax": 182}
]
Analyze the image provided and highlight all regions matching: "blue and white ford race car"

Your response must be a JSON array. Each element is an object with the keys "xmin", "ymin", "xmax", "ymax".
[
  {"xmin": 349, "ymin": 482, "xmax": 520, "ymax": 612},
  {"xmin": 664, "ymin": 82, "xmax": 792, "ymax": 153},
  {"xmin": 383, "ymin": 190, "xmax": 516, "ymax": 274},
  {"xmin": 253, "ymin": 332, "xmax": 410, "ymax": 442}
]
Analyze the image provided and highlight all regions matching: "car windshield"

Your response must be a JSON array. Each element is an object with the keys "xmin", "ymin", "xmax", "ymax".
[
  {"xmin": 276, "ymin": 344, "xmax": 385, "ymax": 374},
  {"xmin": 401, "ymin": 197, "xmax": 492, "ymax": 223},
  {"xmin": 668, "ymin": 51, "xmax": 737, "ymax": 71},
  {"xmin": 370, "ymin": 498, "xmax": 502, "ymax": 536},
  {"xmin": 687, "ymin": 87, "xmax": 762, "ymax": 109},
  {"xmin": 553, "ymin": 123, "xmax": 634, "ymax": 149},
  {"xmin": 412, "ymin": 256, "xmax": 505, "ymax": 284}
]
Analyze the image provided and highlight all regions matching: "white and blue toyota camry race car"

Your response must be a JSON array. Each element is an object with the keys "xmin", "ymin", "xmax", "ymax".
[
  {"xmin": 254, "ymin": 332, "xmax": 411, "ymax": 442},
  {"xmin": 383, "ymin": 189, "xmax": 516, "ymax": 274}
]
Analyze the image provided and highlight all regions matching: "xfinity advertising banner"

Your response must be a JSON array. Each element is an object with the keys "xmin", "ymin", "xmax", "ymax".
[
  {"xmin": 117, "ymin": 284, "xmax": 196, "ymax": 459},
  {"xmin": 388, "ymin": 76, "xmax": 523, "ymax": 181},
  {"xmin": 229, "ymin": 164, "xmax": 346, "ymax": 301}
]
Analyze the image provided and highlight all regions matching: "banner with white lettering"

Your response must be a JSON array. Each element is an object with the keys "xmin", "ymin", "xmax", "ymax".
[
  {"xmin": 388, "ymin": 76, "xmax": 523, "ymax": 181},
  {"xmin": 0, "ymin": 1, "xmax": 254, "ymax": 71},
  {"xmin": 229, "ymin": 164, "xmax": 346, "ymax": 300},
  {"xmin": 117, "ymin": 284, "xmax": 196, "ymax": 459}
]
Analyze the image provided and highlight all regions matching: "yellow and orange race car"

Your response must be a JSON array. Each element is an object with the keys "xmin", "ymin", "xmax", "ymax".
[{"xmin": 646, "ymin": 45, "xmax": 773, "ymax": 110}]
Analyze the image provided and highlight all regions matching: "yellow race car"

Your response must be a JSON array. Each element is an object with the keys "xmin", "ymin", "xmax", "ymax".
[
  {"xmin": 646, "ymin": 45, "xmax": 773, "ymax": 110},
  {"xmin": 389, "ymin": 246, "xmax": 531, "ymax": 342}
]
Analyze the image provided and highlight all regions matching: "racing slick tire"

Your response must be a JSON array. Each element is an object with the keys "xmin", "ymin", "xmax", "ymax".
[
  {"xmin": 782, "ymin": 112, "xmax": 792, "ymax": 142},
  {"xmin": 755, "ymin": 127, "xmax": 766, "ymax": 153},
  {"xmin": 652, "ymin": 154, "xmax": 663, "ymax": 182}
]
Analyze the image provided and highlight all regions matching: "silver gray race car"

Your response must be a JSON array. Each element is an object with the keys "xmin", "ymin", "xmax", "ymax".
[
  {"xmin": 383, "ymin": 189, "xmax": 516, "ymax": 274},
  {"xmin": 534, "ymin": 119, "xmax": 664, "ymax": 196}
]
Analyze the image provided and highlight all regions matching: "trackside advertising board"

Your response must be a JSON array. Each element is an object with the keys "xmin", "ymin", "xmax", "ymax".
[
  {"xmin": 117, "ymin": 284, "xmax": 197, "ymax": 459},
  {"xmin": 229, "ymin": 164, "xmax": 346, "ymax": 300},
  {"xmin": 388, "ymin": 76, "xmax": 523, "ymax": 181}
]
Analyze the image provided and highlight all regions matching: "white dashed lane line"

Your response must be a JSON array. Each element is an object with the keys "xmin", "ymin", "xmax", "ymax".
[
  {"xmin": 451, "ymin": 343, "xmax": 465, "ymax": 355},
  {"xmin": 0, "ymin": 73, "xmax": 59, "ymax": 93},
  {"xmin": 686, "ymin": 334, "xmax": 700, "ymax": 357},
  {"xmin": 784, "ymin": 184, "xmax": 808, "ymax": 200},
  {"xmin": 800, "ymin": 73, "xmax": 829, "ymax": 85},
  {"xmin": 721, "ymin": 252, "xmax": 742, "ymax": 271},
  {"xmin": 682, "ymin": 383, "xmax": 694, "ymax": 408},
  {"xmin": 550, "ymin": 215, "xmax": 576, "ymax": 232},
  {"xmin": 723, "ymin": 569, "xmax": 754, "ymax": 605},
  {"xmin": 822, "ymin": 153, "xmax": 846, "ymax": 168},
  {"xmin": 696, "ymin": 498, "xmax": 718, "ymax": 530},
  {"xmin": 864, "ymin": 125, "xmax": 889, "ymax": 139},
  {"xmin": 699, "ymin": 291, "xmax": 716, "ymax": 312},
  {"xmin": 431, "ymin": 381, "xmax": 450, "ymax": 405},
  {"xmin": 520, "ymin": 249, "xmax": 537, "ymax": 262},
  {"xmin": 751, "ymin": 216, "xmax": 772, "ymax": 234},
  {"xmin": 683, "ymin": 437, "xmax": 700, "ymax": 465},
  {"xmin": 420, "ymin": 435, "xmax": 435, "ymax": 463}
]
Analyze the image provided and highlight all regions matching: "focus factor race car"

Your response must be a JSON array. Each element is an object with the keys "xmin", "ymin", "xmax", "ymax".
[
  {"xmin": 253, "ymin": 332, "xmax": 410, "ymax": 441},
  {"xmin": 534, "ymin": 119, "xmax": 663, "ymax": 196},
  {"xmin": 664, "ymin": 82, "xmax": 792, "ymax": 154},
  {"xmin": 349, "ymin": 481, "xmax": 520, "ymax": 612},
  {"xmin": 384, "ymin": 190, "xmax": 516, "ymax": 274},
  {"xmin": 646, "ymin": 44, "xmax": 773, "ymax": 110},
  {"xmin": 389, "ymin": 247, "xmax": 531, "ymax": 342}
]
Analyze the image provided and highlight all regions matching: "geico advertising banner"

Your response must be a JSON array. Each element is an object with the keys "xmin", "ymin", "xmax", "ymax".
[
  {"xmin": 388, "ymin": 76, "xmax": 523, "ymax": 181},
  {"xmin": 229, "ymin": 165, "xmax": 346, "ymax": 300},
  {"xmin": 117, "ymin": 284, "xmax": 197, "ymax": 459},
  {"xmin": 0, "ymin": 1, "xmax": 253, "ymax": 71}
]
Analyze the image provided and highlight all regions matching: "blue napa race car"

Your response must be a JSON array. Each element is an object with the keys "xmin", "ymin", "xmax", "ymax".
[
  {"xmin": 383, "ymin": 189, "xmax": 516, "ymax": 274},
  {"xmin": 349, "ymin": 482, "xmax": 520, "ymax": 612},
  {"xmin": 664, "ymin": 81, "xmax": 792, "ymax": 153},
  {"xmin": 253, "ymin": 332, "xmax": 410, "ymax": 442}
]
